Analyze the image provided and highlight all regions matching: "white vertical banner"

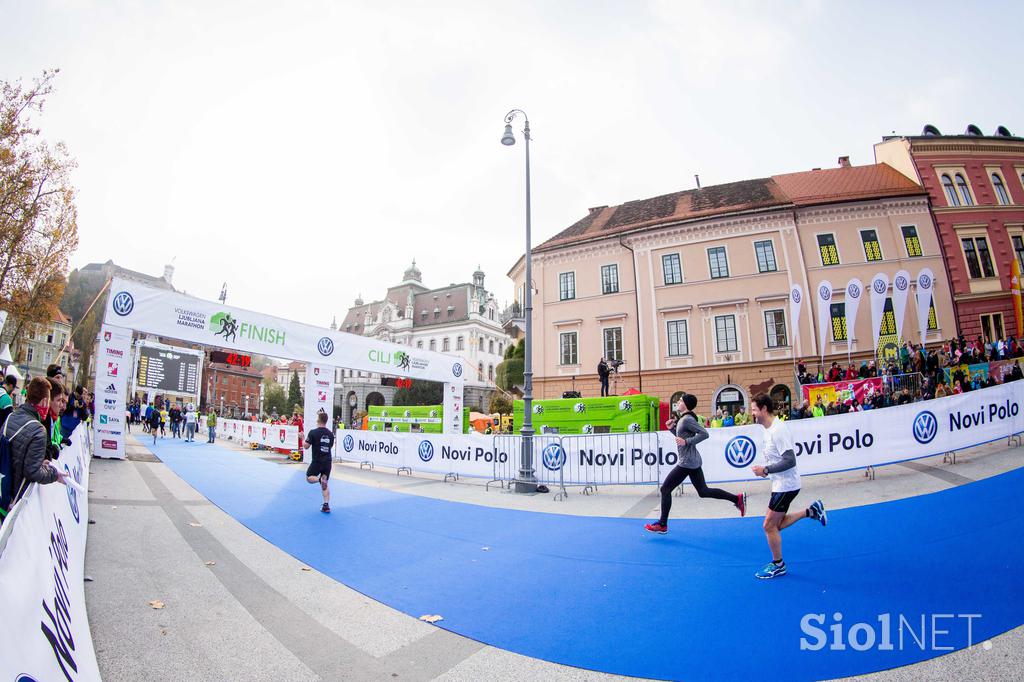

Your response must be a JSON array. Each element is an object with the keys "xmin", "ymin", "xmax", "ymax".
[
  {"xmin": 443, "ymin": 379, "xmax": 464, "ymax": 434},
  {"xmin": 788, "ymin": 283, "xmax": 803, "ymax": 355},
  {"xmin": 915, "ymin": 268, "xmax": 935, "ymax": 345},
  {"xmin": 892, "ymin": 270, "xmax": 911, "ymax": 342},
  {"xmin": 815, "ymin": 281, "xmax": 833, "ymax": 361},
  {"xmin": 844, "ymin": 278, "xmax": 864, "ymax": 358},
  {"xmin": 303, "ymin": 363, "xmax": 334, "ymax": 463},
  {"xmin": 94, "ymin": 324, "xmax": 132, "ymax": 459},
  {"xmin": 869, "ymin": 272, "xmax": 890, "ymax": 352}
]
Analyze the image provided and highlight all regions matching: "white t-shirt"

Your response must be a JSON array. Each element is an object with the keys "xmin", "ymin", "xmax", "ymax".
[
  {"xmin": 185, "ymin": 410, "xmax": 196, "ymax": 425},
  {"xmin": 762, "ymin": 416, "xmax": 800, "ymax": 493}
]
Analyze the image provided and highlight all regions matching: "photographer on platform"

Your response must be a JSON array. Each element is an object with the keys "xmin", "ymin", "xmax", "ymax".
[{"xmin": 597, "ymin": 357, "xmax": 610, "ymax": 397}]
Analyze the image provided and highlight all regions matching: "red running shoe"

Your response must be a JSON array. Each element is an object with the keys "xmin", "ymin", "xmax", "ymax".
[
  {"xmin": 644, "ymin": 522, "xmax": 668, "ymax": 534},
  {"xmin": 737, "ymin": 492, "xmax": 747, "ymax": 517}
]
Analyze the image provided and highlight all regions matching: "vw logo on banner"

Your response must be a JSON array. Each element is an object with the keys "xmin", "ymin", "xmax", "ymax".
[
  {"xmin": 818, "ymin": 285, "xmax": 831, "ymax": 302},
  {"xmin": 919, "ymin": 273, "xmax": 932, "ymax": 290},
  {"xmin": 112, "ymin": 291, "xmax": 134, "ymax": 316},
  {"xmin": 895, "ymin": 275, "xmax": 909, "ymax": 291},
  {"xmin": 418, "ymin": 440, "xmax": 434, "ymax": 462},
  {"xmin": 452, "ymin": 362, "xmax": 463, "ymax": 378},
  {"xmin": 542, "ymin": 443, "xmax": 566, "ymax": 471},
  {"xmin": 913, "ymin": 411, "xmax": 938, "ymax": 444},
  {"xmin": 724, "ymin": 435, "xmax": 757, "ymax": 468},
  {"xmin": 791, "ymin": 287, "xmax": 801, "ymax": 304},
  {"xmin": 343, "ymin": 434, "xmax": 354, "ymax": 452},
  {"xmin": 317, "ymin": 337, "xmax": 335, "ymax": 356},
  {"xmin": 873, "ymin": 278, "xmax": 887, "ymax": 294},
  {"xmin": 848, "ymin": 282, "xmax": 861, "ymax": 298}
]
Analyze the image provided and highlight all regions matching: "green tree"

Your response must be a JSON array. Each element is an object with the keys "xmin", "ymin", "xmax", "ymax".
[
  {"xmin": 262, "ymin": 378, "xmax": 288, "ymax": 417},
  {"xmin": 287, "ymin": 372, "xmax": 302, "ymax": 413},
  {"xmin": 488, "ymin": 393, "xmax": 512, "ymax": 414},
  {"xmin": 393, "ymin": 380, "xmax": 443, "ymax": 406}
]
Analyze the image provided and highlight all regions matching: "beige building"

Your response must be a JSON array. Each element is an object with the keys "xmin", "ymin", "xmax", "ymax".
[{"xmin": 508, "ymin": 161, "xmax": 955, "ymax": 413}]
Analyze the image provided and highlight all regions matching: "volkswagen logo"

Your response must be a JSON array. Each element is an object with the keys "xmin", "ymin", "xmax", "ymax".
[
  {"xmin": 895, "ymin": 275, "xmax": 908, "ymax": 291},
  {"xmin": 112, "ymin": 291, "xmax": 134, "ymax": 316},
  {"xmin": 818, "ymin": 285, "xmax": 831, "ymax": 301},
  {"xmin": 317, "ymin": 337, "xmax": 335, "ymax": 356},
  {"xmin": 343, "ymin": 434, "xmax": 354, "ymax": 452},
  {"xmin": 542, "ymin": 443, "xmax": 565, "ymax": 471},
  {"xmin": 873, "ymin": 279, "xmax": 887, "ymax": 294},
  {"xmin": 919, "ymin": 273, "xmax": 932, "ymax": 290},
  {"xmin": 848, "ymin": 283, "xmax": 861, "ymax": 298},
  {"xmin": 452, "ymin": 362, "xmax": 463, "ymax": 378},
  {"xmin": 724, "ymin": 435, "xmax": 756, "ymax": 468},
  {"xmin": 791, "ymin": 288, "xmax": 801, "ymax": 304},
  {"xmin": 913, "ymin": 411, "xmax": 938, "ymax": 444},
  {"xmin": 418, "ymin": 440, "xmax": 434, "ymax": 462}
]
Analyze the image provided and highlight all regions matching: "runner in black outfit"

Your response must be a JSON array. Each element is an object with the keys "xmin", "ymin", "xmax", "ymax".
[
  {"xmin": 304, "ymin": 411, "xmax": 335, "ymax": 513},
  {"xmin": 645, "ymin": 393, "xmax": 746, "ymax": 534}
]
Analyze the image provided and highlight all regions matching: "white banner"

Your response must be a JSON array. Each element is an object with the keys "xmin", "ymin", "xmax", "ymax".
[
  {"xmin": 443, "ymin": 381, "xmax": 464, "ymax": 436},
  {"xmin": 789, "ymin": 283, "xmax": 803, "ymax": 356},
  {"xmin": 869, "ymin": 272, "xmax": 889, "ymax": 351},
  {"xmin": 915, "ymin": 267, "xmax": 935, "ymax": 345},
  {"xmin": 303, "ymin": 364, "xmax": 334, "ymax": 462},
  {"xmin": 815, "ymin": 281, "xmax": 833, "ymax": 360},
  {"xmin": 103, "ymin": 277, "xmax": 465, "ymax": 386},
  {"xmin": 217, "ymin": 418, "xmax": 299, "ymax": 450},
  {"xmin": 0, "ymin": 424, "xmax": 102, "ymax": 682},
  {"xmin": 336, "ymin": 429, "xmax": 505, "ymax": 479},
  {"xmin": 93, "ymin": 324, "xmax": 133, "ymax": 459},
  {"xmin": 892, "ymin": 269, "xmax": 911, "ymax": 343},
  {"xmin": 844, "ymin": 278, "xmax": 863, "ymax": 358}
]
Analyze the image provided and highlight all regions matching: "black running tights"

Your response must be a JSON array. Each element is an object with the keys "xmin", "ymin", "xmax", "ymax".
[{"xmin": 659, "ymin": 466, "xmax": 737, "ymax": 525}]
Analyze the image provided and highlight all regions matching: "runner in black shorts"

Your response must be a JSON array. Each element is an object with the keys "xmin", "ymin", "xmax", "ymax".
[{"xmin": 304, "ymin": 412, "xmax": 335, "ymax": 513}]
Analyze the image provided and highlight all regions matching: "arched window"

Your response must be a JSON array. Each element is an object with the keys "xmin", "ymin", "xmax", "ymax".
[
  {"xmin": 442, "ymin": 337, "xmax": 450, "ymax": 352},
  {"xmin": 456, "ymin": 336, "xmax": 464, "ymax": 351},
  {"xmin": 488, "ymin": 339, "xmax": 494, "ymax": 354},
  {"xmin": 429, "ymin": 339, "xmax": 436, "ymax": 351},
  {"xmin": 941, "ymin": 174, "xmax": 959, "ymax": 206},
  {"xmin": 497, "ymin": 343, "xmax": 503, "ymax": 356},
  {"xmin": 992, "ymin": 173, "xmax": 1011, "ymax": 205},
  {"xmin": 416, "ymin": 340, "xmax": 423, "ymax": 349},
  {"xmin": 955, "ymin": 174, "xmax": 973, "ymax": 206},
  {"xmin": 487, "ymin": 364, "xmax": 494, "ymax": 381},
  {"xmin": 478, "ymin": 362, "xmax": 484, "ymax": 378}
]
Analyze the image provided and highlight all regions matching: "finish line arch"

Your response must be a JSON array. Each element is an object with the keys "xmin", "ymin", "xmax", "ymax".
[{"xmin": 94, "ymin": 277, "xmax": 465, "ymax": 459}]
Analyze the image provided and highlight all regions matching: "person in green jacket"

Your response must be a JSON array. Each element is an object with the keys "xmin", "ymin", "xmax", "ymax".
[
  {"xmin": 206, "ymin": 410, "xmax": 218, "ymax": 443},
  {"xmin": 811, "ymin": 397, "xmax": 825, "ymax": 418}
]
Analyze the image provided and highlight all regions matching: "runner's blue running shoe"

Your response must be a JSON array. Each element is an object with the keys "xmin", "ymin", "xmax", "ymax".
[
  {"xmin": 808, "ymin": 499, "xmax": 827, "ymax": 526},
  {"xmin": 755, "ymin": 561, "xmax": 787, "ymax": 579}
]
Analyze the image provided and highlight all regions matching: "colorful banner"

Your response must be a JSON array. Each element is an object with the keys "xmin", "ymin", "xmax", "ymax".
[
  {"xmin": 915, "ymin": 267, "xmax": 935, "ymax": 344},
  {"xmin": 789, "ymin": 283, "xmax": 804, "ymax": 356},
  {"xmin": 366, "ymin": 404, "xmax": 470, "ymax": 434},
  {"xmin": 844, "ymin": 278, "xmax": 863, "ymax": 358},
  {"xmin": 815, "ymin": 281, "xmax": 833, "ymax": 360},
  {"xmin": 512, "ymin": 395, "xmax": 660, "ymax": 435},
  {"xmin": 217, "ymin": 418, "xmax": 299, "ymax": 449},
  {"xmin": 801, "ymin": 377, "xmax": 885, "ymax": 406},
  {"xmin": 869, "ymin": 272, "xmax": 889, "ymax": 352},
  {"xmin": 892, "ymin": 270, "xmax": 911, "ymax": 342},
  {"xmin": 93, "ymin": 324, "xmax": 132, "ymax": 459},
  {"xmin": 303, "ymin": 364, "xmax": 334, "ymax": 462},
  {"xmin": 943, "ymin": 360, "xmax": 1019, "ymax": 387},
  {"xmin": 0, "ymin": 424, "xmax": 103, "ymax": 682}
]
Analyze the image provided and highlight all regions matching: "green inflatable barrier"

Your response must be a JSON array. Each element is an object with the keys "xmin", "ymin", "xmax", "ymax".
[
  {"xmin": 366, "ymin": 404, "xmax": 470, "ymax": 434},
  {"xmin": 513, "ymin": 395, "xmax": 660, "ymax": 435}
]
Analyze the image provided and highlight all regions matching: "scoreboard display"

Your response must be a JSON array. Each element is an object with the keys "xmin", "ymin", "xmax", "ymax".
[
  {"xmin": 137, "ymin": 346, "xmax": 200, "ymax": 394},
  {"xmin": 209, "ymin": 350, "xmax": 252, "ymax": 367}
]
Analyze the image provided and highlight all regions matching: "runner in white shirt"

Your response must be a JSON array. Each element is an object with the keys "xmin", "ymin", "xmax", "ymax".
[{"xmin": 749, "ymin": 393, "xmax": 827, "ymax": 579}]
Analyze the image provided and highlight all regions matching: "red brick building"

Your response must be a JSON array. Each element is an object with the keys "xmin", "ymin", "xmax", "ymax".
[
  {"xmin": 202, "ymin": 362, "xmax": 263, "ymax": 417},
  {"xmin": 876, "ymin": 124, "xmax": 1024, "ymax": 341}
]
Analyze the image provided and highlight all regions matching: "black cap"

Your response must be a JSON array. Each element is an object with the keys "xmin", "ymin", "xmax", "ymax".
[{"xmin": 682, "ymin": 394, "xmax": 698, "ymax": 411}]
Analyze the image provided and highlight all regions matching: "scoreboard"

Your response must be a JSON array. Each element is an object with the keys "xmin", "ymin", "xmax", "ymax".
[
  {"xmin": 137, "ymin": 346, "xmax": 200, "ymax": 394},
  {"xmin": 209, "ymin": 350, "xmax": 252, "ymax": 367}
]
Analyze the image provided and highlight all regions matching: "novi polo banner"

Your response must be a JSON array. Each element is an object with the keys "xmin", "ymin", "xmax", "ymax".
[
  {"xmin": 891, "ymin": 269, "xmax": 911, "ymax": 343},
  {"xmin": 94, "ymin": 324, "xmax": 132, "ymax": 459},
  {"xmin": 844, "ymin": 278, "xmax": 863, "ymax": 358},
  {"xmin": 869, "ymin": 272, "xmax": 889, "ymax": 352},
  {"xmin": 0, "ymin": 423, "xmax": 102, "ymax": 682},
  {"xmin": 815, "ymin": 281, "xmax": 833, "ymax": 361},
  {"xmin": 915, "ymin": 267, "xmax": 935, "ymax": 344},
  {"xmin": 303, "ymin": 364, "xmax": 334, "ymax": 462},
  {"xmin": 789, "ymin": 283, "xmax": 804, "ymax": 355}
]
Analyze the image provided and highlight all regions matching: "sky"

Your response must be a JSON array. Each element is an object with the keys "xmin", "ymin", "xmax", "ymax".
[{"xmin": 3, "ymin": 0, "xmax": 1022, "ymax": 328}]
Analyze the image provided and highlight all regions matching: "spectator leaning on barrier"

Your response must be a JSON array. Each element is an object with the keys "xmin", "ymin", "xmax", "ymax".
[
  {"xmin": 734, "ymin": 405, "xmax": 750, "ymax": 426},
  {"xmin": 45, "ymin": 378, "xmax": 70, "ymax": 455},
  {"xmin": 0, "ymin": 375, "xmax": 16, "ymax": 427},
  {"xmin": 2, "ymin": 377, "xmax": 64, "ymax": 510}
]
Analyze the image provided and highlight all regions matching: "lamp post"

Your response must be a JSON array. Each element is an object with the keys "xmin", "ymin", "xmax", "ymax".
[{"xmin": 501, "ymin": 109, "xmax": 537, "ymax": 493}]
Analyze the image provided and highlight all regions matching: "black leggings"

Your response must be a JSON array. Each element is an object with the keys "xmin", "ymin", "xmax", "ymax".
[{"xmin": 659, "ymin": 466, "xmax": 738, "ymax": 525}]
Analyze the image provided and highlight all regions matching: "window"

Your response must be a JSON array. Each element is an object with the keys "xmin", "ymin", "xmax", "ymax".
[
  {"xmin": 662, "ymin": 253, "xmax": 682, "ymax": 285},
  {"xmin": 488, "ymin": 339, "xmax": 494, "ymax": 354},
  {"xmin": 26, "ymin": 347, "xmax": 34, "ymax": 363},
  {"xmin": 666, "ymin": 320, "xmax": 689, "ymax": 356},
  {"xmin": 992, "ymin": 173, "xmax": 1011, "ymax": 205},
  {"xmin": 764, "ymin": 309, "xmax": 787, "ymax": 348},
  {"xmin": 941, "ymin": 174, "xmax": 960, "ymax": 206},
  {"xmin": 707, "ymin": 247, "xmax": 729, "ymax": 279},
  {"xmin": 601, "ymin": 264, "xmax": 620, "ymax": 294},
  {"xmin": 433, "ymin": 309, "xmax": 440, "ymax": 319},
  {"xmin": 829, "ymin": 303, "xmax": 847, "ymax": 341},
  {"xmin": 558, "ymin": 272, "xmax": 575, "ymax": 300},
  {"xmin": 714, "ymin": 315, "xmax": 738, "ymax": 353},
  {"xmin": 860, "ymin": 230, "xmax": 883, "ymax": 261},
  {"xmin": 901, "ymin": 225, "xmax": 923, "ymax": 257},
  {"xmin": 478, "ymin": 362, "xmax": 483, "ymax": 378},
  {"xmin": 1013, "ymin": 235, "xmax": 1024, "ymax": 272},
  {"xmin": 955, "ymin": 174, "xmax": 973, "ymax": 206},
  {"xmin": 488, "ymin": 309, "xmax": 495, "ymax": 320},
  {"xmin": 981, "ymin": 313, "xmax": 1004, "ymax": 343},
  {"xmin": 46, "ymin": 332, "xmax": 54, "ymax": 344},
  {"xmin": 456, "ymin": 336, "xmax": 464, "ymax": 351},
  {"xmin": 961, "ymin": 237, "xmax": 995, "ymax": 278},
  {"xmin": 442, "ymin": 338, "xmax": 450, "ymax": 352},
  {"xmin": 416, "ymin": 340, "xmax": 423, "ymax": 349},
  {"xmin": 603, "ymin": 327, "xmax": 623, "ymax": 362},
  {"xmin": 44, "ymin": 350, "xmax": 51, "ymax": 363},
  {"xmin": 559, "ymin": 332, "xmax": 578, "ymax": 365},
  {"xmin": 429, "ymin": 339, "xmax": 436, "ymax": 351},
  {"xmin": 487, "ymin": 364, "xmax": 494, "ymax": 381},
  {"xmin": 817, "ymin": 233, "xmax": 840, "ymax": 266},
  {"xmin": 754, "ymin": 240, "xmax": 777, "ymax": 273}
]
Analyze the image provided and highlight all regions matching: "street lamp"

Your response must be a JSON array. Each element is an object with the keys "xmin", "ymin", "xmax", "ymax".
[{"xmin": 501, "ymin": 109, "xmax": 537, "ymax": 494}]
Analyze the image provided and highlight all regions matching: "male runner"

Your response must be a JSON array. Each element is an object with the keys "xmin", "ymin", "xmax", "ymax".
[
  {"xmin": 304, "ymin": 412, "xmax": 335, "ymax": 513},
  {"xmin": 749, "ymin": 393, "xmax": 826, "ymax": 579}
]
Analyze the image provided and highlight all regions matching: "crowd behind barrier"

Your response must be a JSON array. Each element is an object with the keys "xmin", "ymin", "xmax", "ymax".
[{"xmin": 0, "ymin": 423, "xmax": 102, "ymax": 682}]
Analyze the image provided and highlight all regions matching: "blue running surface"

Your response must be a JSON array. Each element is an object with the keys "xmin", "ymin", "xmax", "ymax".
[{"xmin": 147, "ymin": 438, "xmax": 1024, "ymax": 681}]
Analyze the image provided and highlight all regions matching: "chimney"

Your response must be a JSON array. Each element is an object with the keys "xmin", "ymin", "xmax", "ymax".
[
  {"xmin": 695, "ymin": 174, "xmax": 701, "ymax": 189},
  {"xmin": 163, "ymin": 263, "xmax": 175, "ymax": 284},
  {"xmin": 838, "ymin": 156, "xmax": 851, "ymax": 168},
  {"xmin": 587, "ymin": 206, "xmax": 607, "ymax": 214}
]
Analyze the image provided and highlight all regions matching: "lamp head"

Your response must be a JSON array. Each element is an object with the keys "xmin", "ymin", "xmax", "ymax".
[{"xmin": 501, "ymin": 124, "xmax": 516, "ymax": 146}]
